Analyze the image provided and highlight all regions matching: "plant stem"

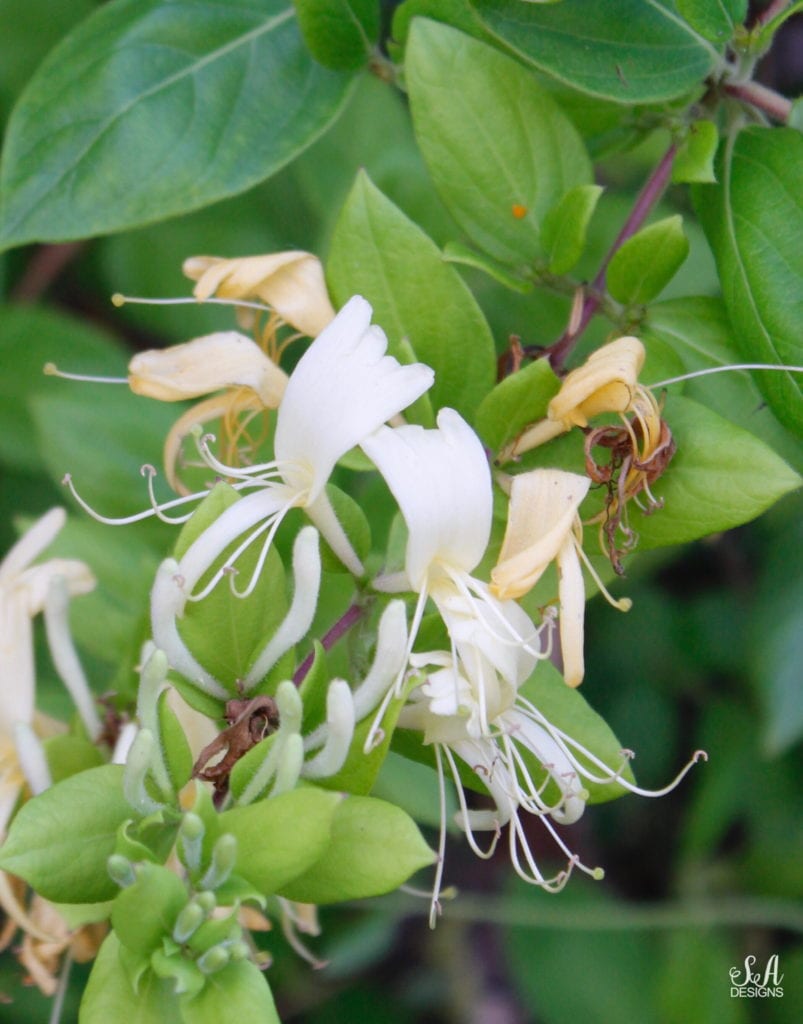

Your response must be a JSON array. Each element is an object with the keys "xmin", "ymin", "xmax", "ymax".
[
  {"xmin": 547, "ymin": 142, "xmax": 677, "ymax": 372},
  {"xmin": 724, "ymin": 79, "xmax": 792, "ymax": 122},
  {"xmin": 755, "ymin": 0, "xmax": 792, "ymax": 27},
  {"xmin": 292, "ymin": 602, "xmax": 365, "ymax": 685}
]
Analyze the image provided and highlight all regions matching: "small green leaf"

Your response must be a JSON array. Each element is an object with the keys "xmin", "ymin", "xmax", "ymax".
[
  {"xmin": 150, "ymin": 949, "xmax": 205, "ymax": 998},
  {"xmin": 606, "ymin": 215, "xmax": 689, "ymax": 306},
  {"xmin": 294, "ymin": 0, "xmax": 379, "ymax": 69},
  {"xmin": 218, "ymin": 787, "xmax": 340, "ymax": 893},
  {"xmin": 475, "ymin": 358, "xmax": 561, "ymax": 451},
  {"xmin": 671, "ymin": 120, "xmax": 718, "ymax": 184},
  {"xmin": 632, "ymin": 395, "xmax": 801, "ymax": 547},
  {"xmin": 542, "ymin": 184, "xmax": 603, "ymax": 274},
  {"xmin": 81, "ymin": 933, "xmax": 183, "ymax": 1024},
  {"xmin": 694, "ymin": 127, "xmax": 803, "ymax": 435},
  {"xmin": 179, "ymin": 960, "xmax": 279, "ymax": 1024},
  {"xmin": 327, "ymin": 171, "xmax": 496, "ymax": 423},
  {"xmin": 278, "ymin": 796, "xmax": 435, "ymax": 903},
  {"xmin": 112, "ymin": 863, "xmax": 188, "ymax": 957},
  {"xmin": 318, "ymin": 482, "xmax": 371, "ymax": 573},
  {"xmin": 157, "ymin": 691, "xmax": 194, "ymax": 794},
  {"xmin": 0, "ymin": 0, "xmax": 355, "ymax": 249},
  {"xmin": 43, "ymin": 734, "xmax": 104, "ymax": 783},
  {"xmin": 443, "ymin": 241, "xmax": 534, "ymax": 293},
  {"xmin": 406, "ymin": 19, "xmax": 592, "ymax": 264},
  {"xmin": 474, "ymin": 0, "xmax": 720, "ymax": 103},
  {"xmin": 172, "ymin": 485, "xmax": 288, "ymax": 695},
  {"xmin": 676, "ymin": 0, "xmax": 746, "ymax": 43},
  {"xmin": 0, "ymin": 765, "xmax": 132, "ymax": 903}
]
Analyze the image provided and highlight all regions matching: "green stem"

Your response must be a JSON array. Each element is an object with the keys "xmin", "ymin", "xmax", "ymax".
[{"xmin": 724, "ymin": 80, "xmax": 792, "ymax": 123}]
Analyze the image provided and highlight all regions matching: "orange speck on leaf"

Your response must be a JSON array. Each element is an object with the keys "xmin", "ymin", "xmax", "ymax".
[{"xmin": 511, "ymin": 204, "xmax": 528, "ymax": 220}]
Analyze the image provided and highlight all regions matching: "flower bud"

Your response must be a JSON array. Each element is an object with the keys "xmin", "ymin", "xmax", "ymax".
[
  {"xmin": 107, "ymin": 854, "xmax": 136, "ymax": 889},
  {"xmin": 196, "ymin": 944, "xmax": 231, "ymax": 975}
]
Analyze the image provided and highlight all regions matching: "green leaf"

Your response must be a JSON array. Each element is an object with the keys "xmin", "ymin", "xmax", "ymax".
[
  {"xmin": 606, "ymin": 215, "xmax": 689, "ymax": 306},
  {"xmin": 217, "ymin": 786, "xmax": 340, "ymax": 893},
  {"xmin": 405, "ymin": 19, "xmax": 593, "ymax": 263},
  {"xmin": 643, "ymin": 296, "xmax": 802, "ymax": 473},
  {"xmin": 0, "ymin": 765, "xmax": 132, "ymax": 903},
  {"xmin": 81, "ymin": 933, "xmax": 183, "ymax": 1024},
  {"xmin": 392, "ymin": 0, "xmax": 485, "ymax": 47},
  {"xmin": 475, "ymin": 358, "xmax": 561, "ymax": 451},
  {"xmin": 671, "ymin": 119, "xmax": 718, "ymax": 184},
  {"xmin": 112, "ymin": 863, "xmax": 188, "ymax": 957},
  {"xmin": 676, "ymin": 0, "xmax": 746, "ymax": 43},
  {"xmin": 318, "ymin": 482, "xmax": 371, "ymax": 573},
  {"xmin": 694, "ymin": 127, "xmax": 803, "ymax": 436},
  {"xmin": 180, "ymin": 960, "xmax": 279, "ymax": 1024},
  {"xmin": 0, "ymin": 0, "xmax": 355, "ymax": 249},
  {"xmin": 294, "ymin": 0, "xmax": 379, "ymax": 70},
  {"xmin": 43, "ymin": 734, "xmax": 105, "ymax": 784},
  {"xmin": 442, "ymin": 241, "xmax": 535, "ymax": 293},
  {"xmin": 542, "ymin": 184, "xmax": 603, "ymax": 275},
  {"xmin": 632, "ymin": 395, "xmax": 801, "ymax": 547},
  {"xmin": 277, "ymin": 796, "xmax": 435, "ymax": 903},
  {"xmin": 172, "ymin": 485, "xmax": 288, "ymax": 695},
  {"xmin": 157, "ymin": 692, "xmax": 194, "ymax": 795},
  {"xmin": 327, "ymin": 171, "xmax": 496, "ymax": 422},
  {"xmin": 473, "ymin": 0, "xmax": 720, "ymax": 103}
]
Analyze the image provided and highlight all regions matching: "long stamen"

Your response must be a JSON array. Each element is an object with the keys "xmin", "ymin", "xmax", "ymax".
[
  {"xmin": 429, "ymin": 744, "xmax": 449, "ymax": 929},
  {"xmin": 141, "ymin": 465, "xmax": 195, "ymax": 524},
  {"xmin": 43, "ymin": 362, "xmax": 128, "ymax": 385},
  {"xmin": 647, "ymin": 363, "xmax": 803, "ymax": 389},
  {"xmin": 111, "ymin": 292, "xmax": 274, "ymax": 315},
  {"xmin": 444, "ymin": 745, "xmax": 501, "ymax": 860},
  {"xmin": 186, "ymin": 513, "xmax": 280, "ymax": 603},
  {"xmin": 63, "ymin": 471, "xmax": 201, "ymax": 526},
  {"xmin": 195, "ymin": 430, "xmax": 290, "ymax": 483},
  {"xmin": 572, "ymin": 536, "xmax": 633, "ymax": 612}
]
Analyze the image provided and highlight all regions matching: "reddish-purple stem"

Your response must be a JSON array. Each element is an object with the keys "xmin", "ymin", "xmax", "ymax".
[
  {"xmin": 292, "ymin": 602, "xmax": 365, "ymax": 686},
  {"xmin": 724, "ymin": 80, "xmax": 792, "ymax": 122},
  {"xmin": 548, "ymin": 142, "xmax": 678, "ymax": 372}
]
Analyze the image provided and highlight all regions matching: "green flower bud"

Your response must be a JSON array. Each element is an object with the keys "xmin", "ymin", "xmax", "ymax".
[
  {"xmin": 107, "ymin": 854, "xmax": 136, "ymax": 888},
  {"xmin": 197, "ymin": 944, "xmax": 231, "ymax": 975}
]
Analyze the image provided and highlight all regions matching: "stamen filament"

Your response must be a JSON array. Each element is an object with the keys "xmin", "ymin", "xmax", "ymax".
[
  {"xmin": 43, "ymin": 362, "xmax": 128, "ymax": 385},
  {"xmin": 648, "ymin": 363, "xmax": 803, "ymax": 389}
]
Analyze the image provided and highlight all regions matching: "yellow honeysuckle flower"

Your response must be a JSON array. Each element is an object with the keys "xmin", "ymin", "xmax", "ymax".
[
  {"xmin": 499, "ymin": 336, "xmax": 645, "ymax": 460},
  {"xmin": 491, "ymin": 468, "xmax": 631, "ymax": 688},
  {"xmin": 183, "ymin": 250, "xmax": 336, "ymax": 341}
]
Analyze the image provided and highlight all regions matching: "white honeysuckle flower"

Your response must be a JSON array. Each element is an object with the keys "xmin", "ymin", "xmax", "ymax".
[
  {"xmin": 491, "ymin": 468, "xmax": 631, "ymax": 688},
  {"xmin": 68, "ymin": 295, "xmax": 434, "ymax": 582},
  {"xmin": 0, "ymin": 508, "xmax": 97, "ymax": 834},
  {"xmin": 398, "ymin": 651, "xmax": 706, "ymax": 926},
  {"xmin": 183, "ymin": 250, "xmax": 336, "ymax": 340},
  {"xmin": 362, "ymin": 409, "xmax": 549, "ymax": 744}
]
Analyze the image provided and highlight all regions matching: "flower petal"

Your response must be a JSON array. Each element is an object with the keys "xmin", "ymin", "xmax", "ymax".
[
  {"xmin": 556, "ymin": 536, "xmax": 586, "ymax": 688},
  {"xmin": 0, "ymin": 508, "xmax": 65, "ymax": 586},
  {"xmin": 183, "ymin": 252, "xmax": 335, "ymax": 337},
  {"xmin": 548, "ymin": 335, "xmax": 645, "ymax": 427},
  {"xmin": 362, "ymin": 408, "xmax": 491, "ymax": 589},
  {"xmin": 129, "ymin": 332, "xmax": 288, "ymax": 406},
  {"xmin": 275, "ymin": 296, "xmax": 434, "ymax": 504},
  {"xmin": 491, "ymin": 469, "xmax": 590, "ymax": 600}
]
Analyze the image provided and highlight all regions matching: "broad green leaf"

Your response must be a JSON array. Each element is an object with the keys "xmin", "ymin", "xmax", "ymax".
[
  {"xmin": 0, "ymin": 0, "xmax": 355, "ymax": 249},
  {"xmin": 294, "ymin": 0, "xmax": 379, "ymax": 69},
  {"xmin": 0, "ymin": 305, "xmax": 128, "ymax": 473},
  {"xmin": 676, "ymin": 0, "xmax": 746, "ymax": 42},
  {"xmin": 631, "ymin": 395, "xmax": 801, "ymax": 547},
  {"xmin": 81, "ymin": 933, "xmax": 183, "ymax": 1024},
  {"xmin": 0, "ymin": 765, "xmax": 132, "ymax": 903},
  {"xmin": 643, "ymin": 296, "xmax": 803, "ymax": 473},
  {"xmin": 606, "ymin": 215, "xmax": 689, "ymax": 306},
  {"xmin": 542, "ymin": 184, "xmax": 603, "ymax": 275},
  {"xmin": 475, "ymin": 357, "xmax": 561, "ymax": 451},
  {"xmin": 150, "ymin": 949, "xmax": 205, "ymax": 999},
  {"xmin": 112, "ymin": 863, "xmax": 188, "ymax": 957},
  {"xmin": 172, "ymin": 485, "xmax": 288, "ymax": 695},
  {"xmin": 474, "ymin": 0, "xmax": 721, "ymax": 103},
  {"xmin": 218, "ymin": 786, "xmax": 340, "ymax": 893},
  {"xmin": 405, "ymin": 19, "xmax": 593, "ymax": 263},
  {"xmin": 694, "ymin": 127, "xmax": 803, "ymax": 436},
  {"xmin": 392, "ymin": 0, "xmax": 485, "ymax": 47},
  {"xmin": 277, "ymin": 796, "xmax": 435, "ymax": 903},
  {"xmin": 180, "ymin": 961, "xmax": 279, "ymax": 1024},
  {"xmin": 327, "ymin": 172, "xmax": 496, "ymax": 422},
  {"xmin": 671, "ymin": 119, "xmax": 718, "ymax": 183}
]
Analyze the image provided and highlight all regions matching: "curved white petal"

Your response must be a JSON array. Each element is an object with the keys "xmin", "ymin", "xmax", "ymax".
[
  {"xmin": 302, "ymin": 680, "xmax": 354, "ymax": 779},
  {"xmin": 12, "ymin": 722, "xmax": 51, "ymax": 795},
  {"xmin": 351, "ymin": 601, "xmax": 409, "ymax": 721},
  {"xmin": 275, "ymin": 296, "xmax": 434, "ymax": 503},
  {"xmin": 0, "ymin": 597, "xmax": 35, "ymax": 734},
  {"xmin": 43, "ymin": 577, "xmax": 102, "ymax": 739},
  {"xmin": 0, "ymin": 508, "xmax": 65, "ymax": 586},
  {"xmin": 243, "ymin": 527, "xmax": 322, "ymax": 690},
  {"xmin": 150, "ymin": 560, "xmax": 229, "ymax": 699},
  {"xmin": 362, "ymin": 409, "xmax": 492, "ymax": 590}
]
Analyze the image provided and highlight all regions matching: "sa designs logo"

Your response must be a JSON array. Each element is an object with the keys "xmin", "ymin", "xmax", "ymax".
[{"xmin": 729, "ymin": 953, "xmax": 784, "ymax": 999}]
